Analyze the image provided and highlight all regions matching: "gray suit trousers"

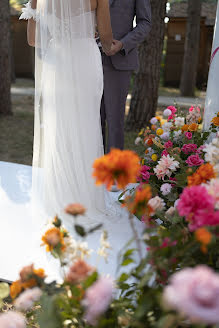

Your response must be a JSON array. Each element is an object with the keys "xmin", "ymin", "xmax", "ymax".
[{"xmin": 101, "ymin": 54, "xmax": 132, "ymax": 153}]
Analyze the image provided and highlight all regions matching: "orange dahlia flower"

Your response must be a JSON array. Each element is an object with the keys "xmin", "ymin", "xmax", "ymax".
[
  {"xmin": 188, "ymin": 163, "xmax": 216, "ymax": 186},
  {"xmin": 41, "ymin": 227, "xmax": 66, "ymax": 252},
  {"xmin": 124, "ymin": 185, "xmax": 152, "ymax": 216},
  {"xmin": 181, "ymin": 124, "xmax": 189, "ymax": 132},
  {"xmin": 211, "ymin": 116, "xmax": 219, "ymax": 127},
  {"xmin": 188, "ymin": 123, "xmax": 199, "ymax": 132},
  {"xmin": 93, "ymin": 149, "xmax": 140, "ymax": 190}
]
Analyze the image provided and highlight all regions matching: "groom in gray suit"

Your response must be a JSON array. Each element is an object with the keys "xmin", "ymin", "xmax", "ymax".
[{"xmin": 101, "ymin": 0, "xmax": 151, "ymax": 153}]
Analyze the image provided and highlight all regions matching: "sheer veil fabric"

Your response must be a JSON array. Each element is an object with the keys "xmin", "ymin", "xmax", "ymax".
[{"xmin": 32, "ymin": 0, "xmax": 106, "ymax": 229}]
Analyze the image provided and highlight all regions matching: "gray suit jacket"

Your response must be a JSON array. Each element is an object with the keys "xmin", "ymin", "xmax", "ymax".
[{"xmin": 109, "ymin": 0, "xmax": 151, "ymax": 71}]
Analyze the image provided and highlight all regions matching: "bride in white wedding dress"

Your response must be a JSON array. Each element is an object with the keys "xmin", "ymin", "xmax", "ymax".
[{"xmin": 0, "ymin": 0, "xmax": 144, "ymax": 282}]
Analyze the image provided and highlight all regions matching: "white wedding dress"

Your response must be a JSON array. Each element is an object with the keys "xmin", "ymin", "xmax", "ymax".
[{"xmin": 0, "ymin": 0, "xmax": 144, "ymax": 282}]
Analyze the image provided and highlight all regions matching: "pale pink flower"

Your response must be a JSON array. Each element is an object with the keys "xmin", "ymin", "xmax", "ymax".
[
  {"xmin": 83, "ymin": 277, "xmax": 113, "ymax": 326},
  {"xmin": 165, "ymin": 206, "xmax": 175, "ymax": 216},
  {"xmin": 186, "ymin": 154, "xmax": 204, "ymax": 167},
  {"xmin": 154, "ymin": 155, "xmax": 180, "ymax": 180},
  {"xmin": 163, "ymin": 108, "xmax": 172, "ymax": 117},
  {"xmin": 150, "ymin": 117, "xmax": 157, "ymax": 125},
  {"xmin": 135, "ymin": 137, "xmax": 142, "ymax": 145},
  {"xmin": 14, "ymin": 287, "xmax": 42, "ymax": 311},
  {"xmin": 160, "ymin": 183, "xmax": 172, "ymax": 196},
  {"xmin": 0, "ymin": 312, "xmax": 26, "ymax": 328},
  {"xmin": 160, "ymin": 132, "xmax": 170, "ymax": 141},
  {"xmin": 163, "ymin": 266, "xmax": 219, "ymax": 324},
  {"xmin": 148, "ymin": 196, "xmax": 165, "ymax": 215},
  {"xmin": 205, "ymin": 179, "xmax": 219, "ymax": 209}
]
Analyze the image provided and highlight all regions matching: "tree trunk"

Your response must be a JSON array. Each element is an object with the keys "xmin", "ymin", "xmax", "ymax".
[
  {"xmin": 180, "ymin": 0, "xmax": 202, "ymax": 97},
  {"xmin": 0, "ymin": 0, "xmax": 12, "ymax": 115},
  {"xmin": 125, "ymin": 0, "xmax": 167, "ymax": 131}
]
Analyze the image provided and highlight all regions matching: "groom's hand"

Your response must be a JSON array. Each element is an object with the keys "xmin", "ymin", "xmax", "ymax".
[{"xmin": 105, "ymin": 39, "xmax": 123, "ymax": 56}]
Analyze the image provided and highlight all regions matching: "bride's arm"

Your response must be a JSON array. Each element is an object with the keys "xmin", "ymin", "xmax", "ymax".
[
  {"xmin": 27, "ymin": 0, "xmax": 37, "ymax": 47},
  {"xmin": 96, "ymin": 0, "xmax": 113, "ymax": 53}
]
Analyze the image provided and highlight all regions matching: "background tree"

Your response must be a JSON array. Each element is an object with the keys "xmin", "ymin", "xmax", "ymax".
[
  {"xmin": 180, "ymin": 0, "xmax": 202, "ymax": 96},
  {"xmin": 0, "ymin": 0, "xmax": 12, "ymax": 115},
  {"xmin": 126, "ymin": 0, "xmax": 167, "ymax": 131}
]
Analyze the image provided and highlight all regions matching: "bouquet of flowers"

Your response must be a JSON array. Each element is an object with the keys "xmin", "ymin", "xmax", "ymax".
[{"xmin": 134, "ymin": 105, "xmax": 219, "ymax": 215}]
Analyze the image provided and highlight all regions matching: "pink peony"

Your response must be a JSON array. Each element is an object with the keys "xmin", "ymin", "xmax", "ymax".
[
  {"xmin": 14, "ymin": 287, "xmax": 42, "ymax": 311},
  {"xmin": 137, "ymin": 165, "xmax": 151, "ymax": 183},
  {"xmin": 167, "ymin": 106, "xmax": 177, "ymax": 120},
  {"xmin": 163, "ymin": 266, "xmax": 219, "ymax": 324},
  {"xmin": 186, "ymin": 154, "xmax": 204, "ymax": 167},
  {"xmin": 164, "ymin": 141, "xmax": 173, "ymax": 149},
  {"xmin": 177, "ymin": 185, "xmax": 216, "ymax": 230},
  {"xmin": 0, "ymin": 312, "xmax": 26, "ymax": 328},
  {"xmin": 82, "ymin": 277, "xmax": 113, "ymax": 326},
  {"xmin": 181, "ymin": 144, "xmax": 198, "ymax": 154},
  {"xmin": 185, "ymin": 132, "xmax": 193, "ymax": 140},
  {"xmin": 189, "ymin": 210, "xmax": 219, "ymax": 231}
]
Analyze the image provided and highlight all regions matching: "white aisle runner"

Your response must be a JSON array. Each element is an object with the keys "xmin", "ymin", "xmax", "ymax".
[{"xmin": 0, "ymin": 161, "xmax": 144, "ymax": 282}]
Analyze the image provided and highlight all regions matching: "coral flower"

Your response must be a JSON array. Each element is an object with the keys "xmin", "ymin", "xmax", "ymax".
[
  {"xmin": 211, "ymin": 117, "xmax": 219, "ymax": 127},
  {"xmin": 188, "ymin": 123, "xmax": 198, "ymax": 132},
  {"xmin": 93, "ymin": 149, "xmax": 140, "ymax": 190},
  {"xmin": 41, "ymin": 227, "xmax": 66, "ymax": 252},
  {"xmin": 188, "ymin": 163, "xmax": 216, "ymax": 186},
  {"xmin": 65, "ymin": 203, "xmax": 86, "ymax": 216},
  {"xmin": 66, "ymin": 259, "xmax": 95, "ymax": 284}
]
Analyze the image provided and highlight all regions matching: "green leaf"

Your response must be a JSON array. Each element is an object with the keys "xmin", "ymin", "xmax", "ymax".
[
  {"xmin": 122, "ymin": 258, "xmax": 134, "ymax": 266},
  {"xmin": 74, "ymin": 224, "xmax": 86, "ymax": 237},
  {"xmin": 118, "ymin": 273, "xmax": 129, "ymax": 282},
  {"xmin": 0, "ymin": 283, "xmax": 10, "ymax": 299}
]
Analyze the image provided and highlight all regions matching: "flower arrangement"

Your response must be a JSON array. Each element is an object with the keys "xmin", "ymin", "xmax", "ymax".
[
  {"xmin": 134, "ymin": 106, "xmax": 219, "ymax": 218},
  {"xmin": 1, "ymin": 118, "xmax": 219, "ymax": 327}
]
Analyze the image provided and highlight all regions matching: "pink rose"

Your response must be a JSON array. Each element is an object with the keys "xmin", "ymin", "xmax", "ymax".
[
  {"xmin": 137, "ymin": 165, "xmax": 151, "ymax": 183},
  {"xmin": 82, "ymin": 277, "xmax": 113, "ymax": 326},
  {"xmin": 181, "ymin": 144, "xmax": 198, "ymax": 154},
  {"xmin": 186, "ymin": 154, "xmax": 204, "ymax": 167},
  {"xmin": 164, "ymin": 141, "xmax": 173, "ymax": 149},
  {"xmin": 189, "ymin": 106, "xmax": 200, "ymax": 112},
  {"xmin": 196, "ymin": 145, "xmax": 206, "ymax": 154},
  {"xmin": 163, "ymin": 266, "xmax": 219, "ymax": 324},
  {"xmin": 161, "ymin": 149, "xmax": 169, "ymax": 157},
  {"xmin": 185, "ymin": 132, "xmax": 193, "ymax": 140}
]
